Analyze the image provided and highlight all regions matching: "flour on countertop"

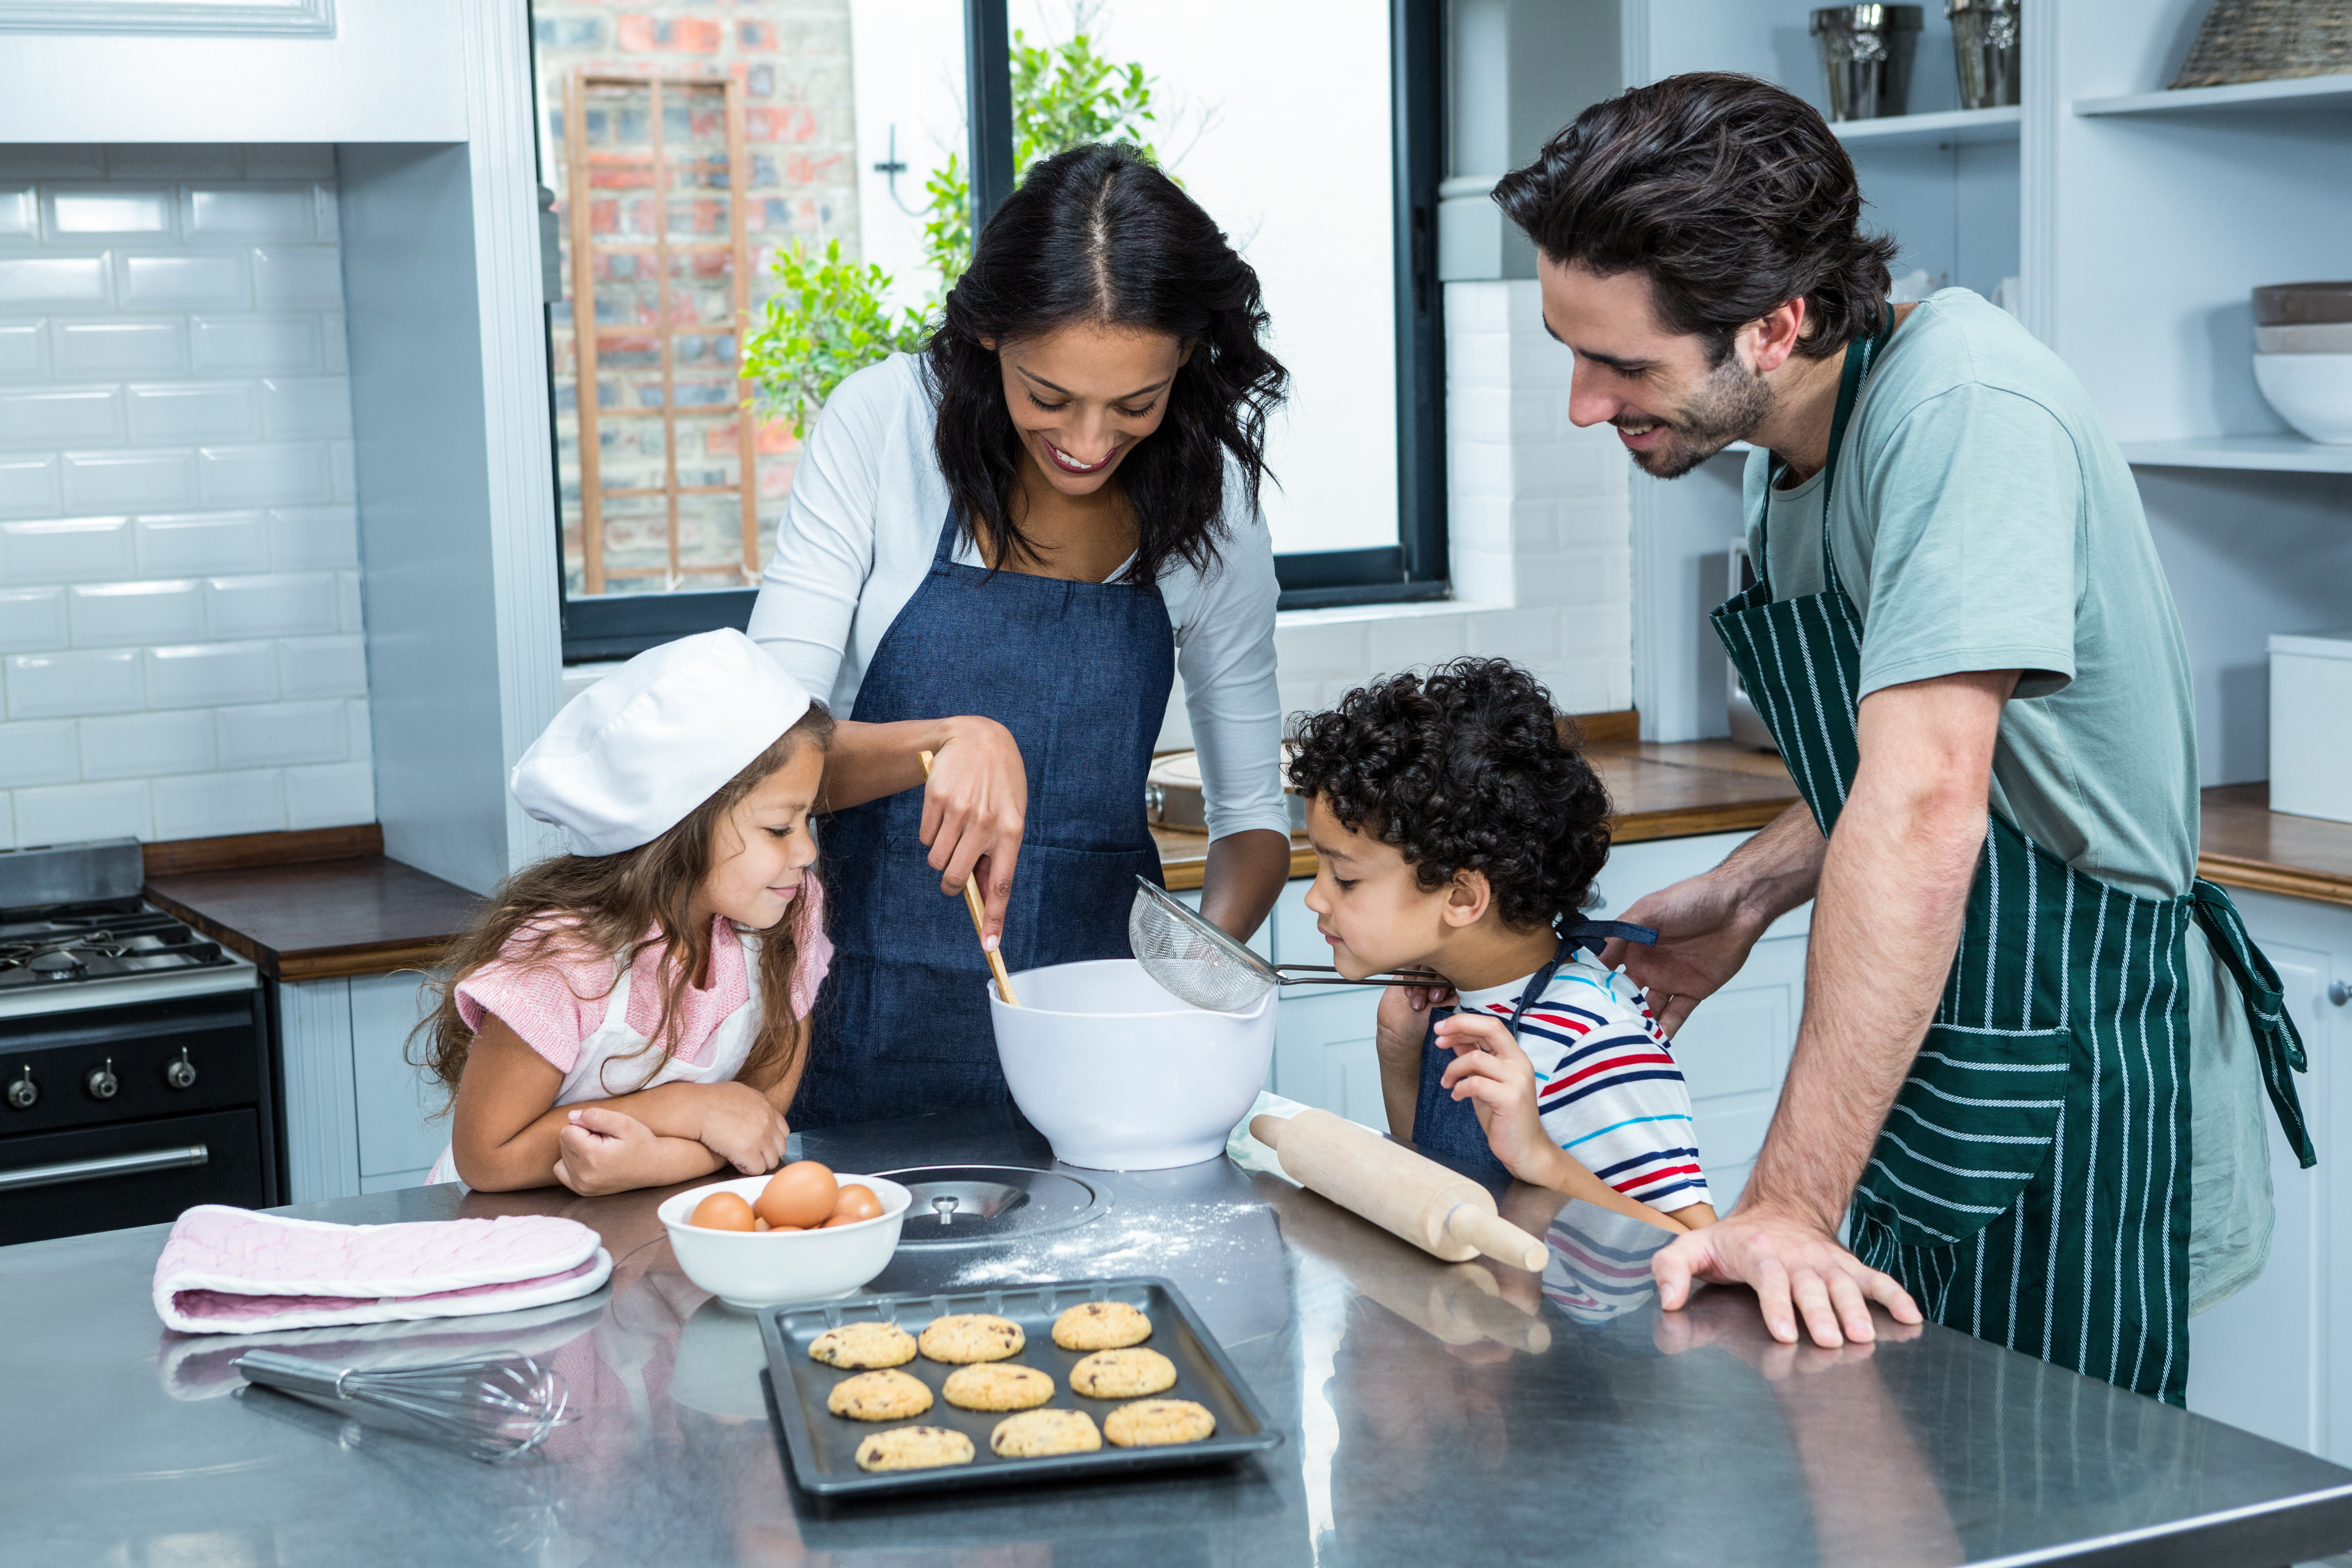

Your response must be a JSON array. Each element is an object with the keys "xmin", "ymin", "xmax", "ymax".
[{"xmin": 943, "ymin": 1201, "xmax": 1266, "ymax": 1287}]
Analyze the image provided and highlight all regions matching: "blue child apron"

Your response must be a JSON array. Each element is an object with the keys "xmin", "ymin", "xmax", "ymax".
[
  {"xmin": 1711, "ymin": 308, "xmax": 2312, "ymax": 1405},
  {"xmin": 1412, "ymin": 918, "xmax": 1659, "ymax": 1178},
  {"xmin": 791, "ymin": 509, "xmax": 1176, "ymax": 1129}
]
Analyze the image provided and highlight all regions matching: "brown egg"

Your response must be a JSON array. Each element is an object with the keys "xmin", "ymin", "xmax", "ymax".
[
  {"xmin": 827, "ymin": 1183, "xmax": 884, "ymax": 1225},
  {"xmin": 689, "ymin": 1191, "xmax": 757, "ymax": 1231},
  {"xmin": 755, "ymin": 1160, "xmax": 838, "ymax": 1229}
]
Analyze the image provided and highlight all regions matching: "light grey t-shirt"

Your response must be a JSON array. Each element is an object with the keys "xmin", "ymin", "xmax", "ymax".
[{"xmin": 1743, "ymin": 289, "xmax": 2272, "ymax": 1313}]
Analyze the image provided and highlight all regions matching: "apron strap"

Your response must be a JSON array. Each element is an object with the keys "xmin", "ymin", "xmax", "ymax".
[
  {"xmin": 1752, "ymin": 304, "xmax": 1897, "ymax": 602},
  {"xmin": 2191, "ymin": 878, "xmax": 2317, "ymax": 1169},
  {"xmin": 931, "ymin": 506, "xmax": 963, "ymax": 566}
]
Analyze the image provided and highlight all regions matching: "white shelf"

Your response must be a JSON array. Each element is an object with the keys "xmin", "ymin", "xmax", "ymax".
[
  {"xmin": 1830, "ymin": 105, "xmax": 2021, "ymax": 148},
  {"xmin": 2119, "ymin": 435, "xmax": 2352, "ymax": 474},
  {"xmin": 2076, "ymin": 73, "xmax": 2352, "ymax": 118}
]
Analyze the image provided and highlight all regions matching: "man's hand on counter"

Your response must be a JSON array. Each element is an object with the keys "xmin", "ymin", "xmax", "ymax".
[{"xmin": 1653, "ymin": 1202, "xmax": 1920, "ymax": 1349}]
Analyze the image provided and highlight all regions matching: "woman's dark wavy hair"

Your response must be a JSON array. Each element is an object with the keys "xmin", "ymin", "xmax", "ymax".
[
  {"xmin": 1287, "ymin": 659, "xmax": 1613, "ymax": 933},
  {"xmin": 1492, "ymin": 72, "xmax": 1898, "ymax": 363},
  {"xmin": 926, "ymin": 142, "xmax": 1289, "ymax": 584}
]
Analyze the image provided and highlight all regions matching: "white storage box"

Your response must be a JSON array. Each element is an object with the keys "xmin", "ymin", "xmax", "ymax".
[{"xmin": 2270, "ymin": 628, "xmax": 2352, "ymax": 824}]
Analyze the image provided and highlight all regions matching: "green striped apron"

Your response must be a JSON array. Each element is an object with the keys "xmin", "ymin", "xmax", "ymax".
[{"xmin": 1711, "ymin": 309, "xmax": 2314, "ymax": 1406}]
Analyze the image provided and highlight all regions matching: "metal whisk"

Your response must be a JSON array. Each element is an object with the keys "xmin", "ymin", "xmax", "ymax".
[
  {"xmin": 1129, "ymin": 877, "xmax": 1441, "ymax": 1013},
  {"xmin": 234, "ymin": 1348, "xmax": 575, "ymax": 1463}
]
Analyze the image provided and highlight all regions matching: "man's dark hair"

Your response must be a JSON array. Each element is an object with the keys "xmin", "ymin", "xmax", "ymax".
[
  {"xmin": 1492, "ymin": 72, "xmax": 1898, "ymax": 363},
  {"xmin": 1287, "ymin": 659, "xmax": 1612, "ymax": 933}
]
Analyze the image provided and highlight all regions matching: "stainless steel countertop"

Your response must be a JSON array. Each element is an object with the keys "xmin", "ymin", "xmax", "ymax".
[{"xmin": 8, "ymin": 1108, "xmax": 2351, "ymax": 1567}]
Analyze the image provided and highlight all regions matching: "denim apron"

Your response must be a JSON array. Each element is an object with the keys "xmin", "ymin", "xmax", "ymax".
[
  {"xmin": 1713, "ymin": 308, "xmax": 2313, "ymax": 1405},
  {"xmin": 1411, "ymin": 918, "xmax": 1658, "ymax": 1178},
  {"xmin": 792, "ymin": 510, "xmax": 1176, "ymax": 1129}
]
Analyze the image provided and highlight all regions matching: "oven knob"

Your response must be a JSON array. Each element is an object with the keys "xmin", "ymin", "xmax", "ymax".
[
  {"xmin": 5, "ymin": 1069, "xmax": 33, "ymax": 1111},
  {"xmin": 165, "ymin": 1049, "xmax": 199, "ymax": 1091},
  {"xmin": 85, "ymin": 1059, "xmax": 118, "ymax": 1101}
]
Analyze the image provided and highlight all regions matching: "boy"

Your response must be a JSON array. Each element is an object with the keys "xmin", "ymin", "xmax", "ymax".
[{"xmin": 1287, "ymin": 658, "xmax": 1715, "ymax": 1233}]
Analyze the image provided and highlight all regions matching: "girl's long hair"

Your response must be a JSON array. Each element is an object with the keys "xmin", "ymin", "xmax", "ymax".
[
  {"xmin": 926, "ymin": 141, "xmax": 1289, "ymax": 586},
  {"xmin": 415, "ymin": 706, "xmax": 836, "ymax": 1103}
]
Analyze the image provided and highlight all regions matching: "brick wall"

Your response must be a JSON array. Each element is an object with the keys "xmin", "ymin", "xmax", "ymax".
[
  {"xmin": 532, "ymin": 0, "xmax": 859, "ymax": 593},
  {"xmin": 0, "ymin": 144, "xmax": 370, "ymax": 850}
]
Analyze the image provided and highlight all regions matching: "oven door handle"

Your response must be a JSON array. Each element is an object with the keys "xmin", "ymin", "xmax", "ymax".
[{"xmin": 0, "ymin": 1143, "xmax": 209, "ymax": 1193}]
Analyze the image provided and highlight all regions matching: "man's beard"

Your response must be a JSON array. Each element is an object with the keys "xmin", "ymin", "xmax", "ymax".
[{"xmin": 1619, "ymin": 352, "xmax": 1774, "ymax": 480}]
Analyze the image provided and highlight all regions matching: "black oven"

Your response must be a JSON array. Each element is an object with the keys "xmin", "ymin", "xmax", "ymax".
[{"xmin": 0, "ymin": 989, "xmax": 277, "ymax": 1246}]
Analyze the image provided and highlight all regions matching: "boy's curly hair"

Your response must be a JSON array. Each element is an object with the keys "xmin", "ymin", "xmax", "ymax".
[{"xmin": 1287, "ymin": 658, "xmax": 1612, "ymax": 932}]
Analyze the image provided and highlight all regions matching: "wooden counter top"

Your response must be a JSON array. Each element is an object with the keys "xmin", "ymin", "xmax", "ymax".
[
  {"xmin": 147, "ymin": 833, "xmax": 482, "ymax": 983},
  {"xmin": 1158, "ymin": 752, "xmax": 2352, "ymax": 913},
  {"xmin": 2196, "ymin": 783, "xmax": 2352, "ymax": 909},
  {"xmin": 140, "ymin": 774, "xmax": 2352, "ymax": 980}
]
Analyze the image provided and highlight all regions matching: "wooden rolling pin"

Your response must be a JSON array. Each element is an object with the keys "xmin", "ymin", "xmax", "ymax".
[{"xmin": 1251, "ymin": 1108, "xmax": 1547, "ymax": 1272}]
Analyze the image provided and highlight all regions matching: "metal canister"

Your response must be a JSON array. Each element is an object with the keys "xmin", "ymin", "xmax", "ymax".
[
  {"xmin": 1810, "ymin": 5, "xmax": 1924, "ymax": 121},
  {"xmin": 1947, "ymin": 0, "xmax": 2022, "ymax": 109}
]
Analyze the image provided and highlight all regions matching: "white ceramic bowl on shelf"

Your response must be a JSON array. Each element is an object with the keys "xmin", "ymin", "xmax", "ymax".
[
  {"xmin": 2254, "ymin": 353, "xmax": 2352, "ymax": 445},
  {"xmin": 657, "ymin": 1172, "xmax": 911, "ymax": 1309},
  {"xmin": 988, "ymin": 958, "xmax": 1276, "ymax": 1171}
]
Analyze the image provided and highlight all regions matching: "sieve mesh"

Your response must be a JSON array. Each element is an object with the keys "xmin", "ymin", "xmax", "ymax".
[{"xmin": 1129, "ymin": 878, "xmax": 1280, "ymax": 1013}]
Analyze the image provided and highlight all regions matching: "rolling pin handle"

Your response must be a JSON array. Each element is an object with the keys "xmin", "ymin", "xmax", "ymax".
[
  {"xmin": 1249, "ymin": 1114, "xmax": 1287, "ymax": 1149},
  {"xmin": 1445, "ymin": 1204, "xmax": 1548, "ymax": 1273}
]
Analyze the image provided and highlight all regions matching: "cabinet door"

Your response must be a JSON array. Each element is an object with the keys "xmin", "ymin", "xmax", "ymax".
[
  {"xmin": 1668, "ymin": 932, "xmax": 1804, "ymax": 1209},
  {"xmin": 2185, "ymin": 892, "xmax": 2344, "ymax": 1461},
  {"xmin": 1263, "ymin": 878, "xmax": 1384, "ymax": 1126},
  {"xmin": 348, "ymin": 971, "xmax": 444, "ymax": 1188}
]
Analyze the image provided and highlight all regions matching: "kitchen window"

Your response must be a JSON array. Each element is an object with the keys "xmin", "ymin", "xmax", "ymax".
[{"xmin": 528, "ymin": 0, "xmax": 1447, "ymax": 662}]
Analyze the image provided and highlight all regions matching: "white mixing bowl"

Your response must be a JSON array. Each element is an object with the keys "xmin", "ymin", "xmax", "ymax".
[
  {"xmin": 989, "ymin": 958, "xmax": 1276, "ymax": 1170},
  {"xmin": 657, "ymin": 1172, "xmax": 911, "ymax": 1310},
  {"xmin": 2254, "ymin": 352, "xmax": 2352, "ymax": 444}
]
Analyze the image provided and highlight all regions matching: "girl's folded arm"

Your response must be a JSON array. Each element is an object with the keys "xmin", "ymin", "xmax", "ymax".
[{"xmin": 450, "ymin": 1015, "xmax": 766, "ymax": 1189}]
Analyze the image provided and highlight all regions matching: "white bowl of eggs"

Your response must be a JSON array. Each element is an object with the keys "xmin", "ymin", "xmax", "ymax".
[{"xmin": 658, "ymin": 1163, "xmax": 911, "ymax": 1309}]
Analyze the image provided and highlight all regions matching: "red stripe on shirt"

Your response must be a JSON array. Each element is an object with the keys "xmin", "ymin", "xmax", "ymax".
[
  {"xmin": 1541, "ymin": 1049, "xmax": 1679, "ymax": 1093},
  {"xmin": 1613, "ymin": 1162, "xmax": 1704, "ymax": 1194}
]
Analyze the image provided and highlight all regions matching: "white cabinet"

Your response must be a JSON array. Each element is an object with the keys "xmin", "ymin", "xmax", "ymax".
[
  {"xmin": 279, "ymin": 971, "xmax": 443, "ymax": 1203},
  {"xmin": 1245, "ymin": 831, "xmax": 1813, "ymax": 1205},
  {"xmin": 2184, "ymin": 889, "xmax": 2349, "ymax": 1463}
]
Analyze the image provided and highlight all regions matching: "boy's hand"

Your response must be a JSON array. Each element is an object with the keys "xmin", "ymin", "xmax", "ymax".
[
  {"xmin": 553, "ymin": 1106, "xmax": 659, "ymax": 1196},
  {"xmin": 688, "ymin": 1080, "xmax": 790, "ymax": 1175},
  {"xmin": 1434, "ymin": 1013, "xmax": 1561, "ymax": 1188}
]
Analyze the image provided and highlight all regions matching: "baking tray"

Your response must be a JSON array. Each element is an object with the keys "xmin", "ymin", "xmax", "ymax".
[{"xmin": 759, "ymin": 1276, "xmax": 1283, "ymax": 1501}]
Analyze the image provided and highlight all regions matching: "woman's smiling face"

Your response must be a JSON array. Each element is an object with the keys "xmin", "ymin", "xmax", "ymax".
[{"xmin": 991, "ymin": 321, "xmax": 1190, "ymax": 497}]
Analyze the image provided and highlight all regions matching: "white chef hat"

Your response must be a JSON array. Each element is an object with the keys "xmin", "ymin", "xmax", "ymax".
[{"xmin": 511, "ymin": 628, "xmax": 813, "ymax": 857}]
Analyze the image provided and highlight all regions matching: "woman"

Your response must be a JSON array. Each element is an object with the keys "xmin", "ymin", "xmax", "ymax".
[{"xmin": 748, "ymin": 143, "xmax": 1295, "ymax": 1128}]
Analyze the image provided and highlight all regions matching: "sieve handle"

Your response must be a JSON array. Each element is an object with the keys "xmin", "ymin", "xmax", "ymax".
[{"xmin": 1273, "ymin": 965, "xmax": 1450, "ymax": 990}]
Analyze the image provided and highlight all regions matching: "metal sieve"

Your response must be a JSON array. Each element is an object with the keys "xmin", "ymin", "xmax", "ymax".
[{"xmin": 1128, "ymin": 877, "xmax": 1440, "ymax": 1013}]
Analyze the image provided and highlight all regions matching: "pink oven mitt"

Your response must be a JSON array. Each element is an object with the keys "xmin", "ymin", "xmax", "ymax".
[{"xmin": 153, "ymin": 1204, "xmax": 612, "ymax": 1335}]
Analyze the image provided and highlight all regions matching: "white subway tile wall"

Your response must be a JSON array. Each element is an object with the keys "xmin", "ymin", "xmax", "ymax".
[
  {"xmin": 0, "ymin": 147, "xmax": 369, "ymax": 847},
  {"xmin": 1237, "ymin": 280, "xmax": 1635, "ymax": 739}
]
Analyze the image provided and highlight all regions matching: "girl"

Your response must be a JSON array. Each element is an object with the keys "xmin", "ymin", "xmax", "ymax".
[
  {"xmin": 749, "ymin": 142, "xmax": 1297, "ymax": 1129},
  {"xmin": 419, "ymin": 629, "xmax": 833, "ymax": 1195}
]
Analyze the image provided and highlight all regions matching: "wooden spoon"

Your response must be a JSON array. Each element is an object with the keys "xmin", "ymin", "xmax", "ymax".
[{"xmin": 918, "ymin": 749, "xmax": 1019, "ymax": 1006}]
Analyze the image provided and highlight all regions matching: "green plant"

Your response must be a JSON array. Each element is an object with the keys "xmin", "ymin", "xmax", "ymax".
[
  {"xmin": 741, "ymin": 238, "xmax": 929, "ymax": 439},
  {"xmin": 744, "ymin": 26, "xmax": 1162, "ymax": 435},
  {"xmin": 921, "ymin": 28, "xmax": 1161, "ymax": 287}
]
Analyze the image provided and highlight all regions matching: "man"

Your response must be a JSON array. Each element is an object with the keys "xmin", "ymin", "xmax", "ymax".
[{"xmin": 1489, "ymin": 73, "xmax": 2311, "ymax": 1403}]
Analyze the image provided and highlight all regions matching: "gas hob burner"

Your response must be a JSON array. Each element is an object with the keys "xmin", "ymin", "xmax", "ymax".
[{"xmin": 0, "ymin": 903, "xmax": 232, "ymax": 992}]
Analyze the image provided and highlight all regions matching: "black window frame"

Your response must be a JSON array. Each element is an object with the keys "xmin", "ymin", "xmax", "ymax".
[{"xmin": 550, "ymin": 0, "xmax": 1448, "ymax": 661}]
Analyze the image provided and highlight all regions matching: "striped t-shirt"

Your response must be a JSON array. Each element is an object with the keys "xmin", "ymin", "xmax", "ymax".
[{"xmin": 1453, "ymin": 954, "xmax": 1711, "ymax": 1215}]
